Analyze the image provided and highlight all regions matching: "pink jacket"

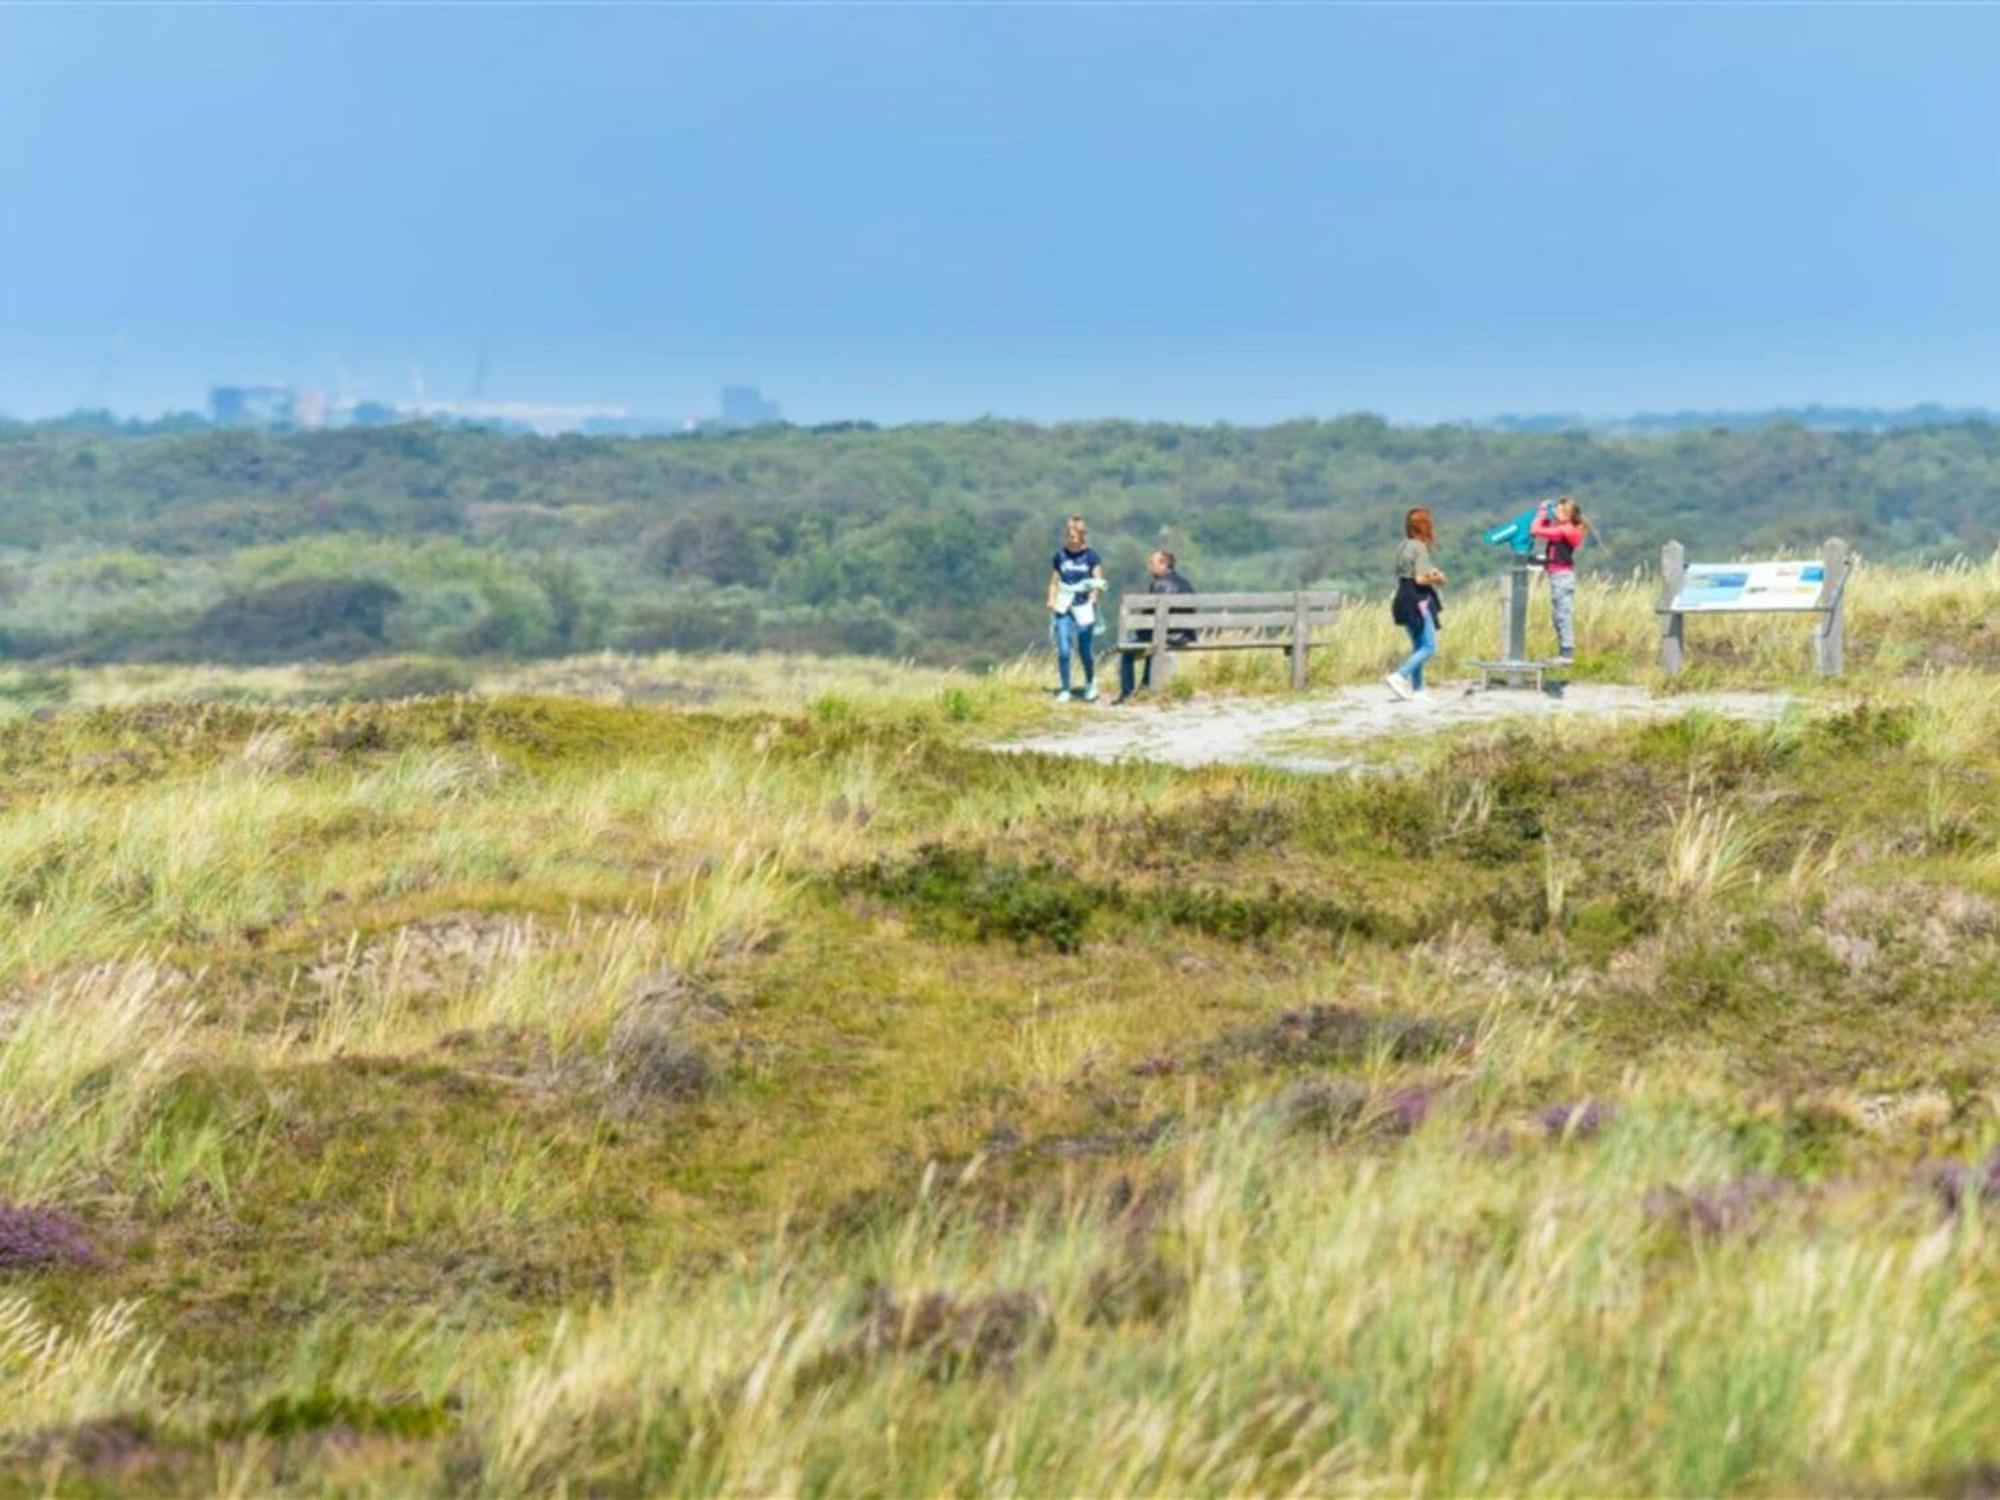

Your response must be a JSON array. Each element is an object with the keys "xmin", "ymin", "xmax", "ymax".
[{"xmin": 1531, "ymin": 513, "xmax": 1586, "ymax": 571}]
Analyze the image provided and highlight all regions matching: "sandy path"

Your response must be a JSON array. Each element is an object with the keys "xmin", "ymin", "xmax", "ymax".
[{"xmin": 995, "ymin": 681, "xmax": 1797, "ymax": 774}]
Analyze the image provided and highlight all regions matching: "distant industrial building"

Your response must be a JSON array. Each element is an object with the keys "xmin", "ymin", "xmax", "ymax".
[
  {"xmin": 714, "ymin": 385, "xmax": 783, "ymax": 430},
  {"xmin": 209, "ymin": 385, "xmax": 299, "ymax": 427},
  {"xmin": 205, "ymin": 384, "xmax": 628, "ymax": 435},
  {"xmin": 202, "ymin": 380, "xmax": 786, "ymax": 436}
]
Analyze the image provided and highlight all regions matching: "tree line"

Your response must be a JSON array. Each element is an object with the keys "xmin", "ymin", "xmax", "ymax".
[{"xmin": 0, "ymin": 414, "xmax": 1992, "ymax": 668}]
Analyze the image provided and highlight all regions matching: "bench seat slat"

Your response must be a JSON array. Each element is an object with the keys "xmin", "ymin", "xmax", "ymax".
[
  {"xmin": 1117, "ymin": 639, "xmax": 1297, "ymax": 653},
  {"xmin": 1124, "ymin": 610, "xmax": 1308, "ymax": 630},
  {"xmin": 1123, "ymin": 591, "xmax": 1340, "ymax": 609}
]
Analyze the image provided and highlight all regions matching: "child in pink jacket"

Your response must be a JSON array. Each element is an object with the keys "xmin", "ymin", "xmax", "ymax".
[{"xmin": 1530, "ymin": 495, "xmax": 1588, "ymax": 664}]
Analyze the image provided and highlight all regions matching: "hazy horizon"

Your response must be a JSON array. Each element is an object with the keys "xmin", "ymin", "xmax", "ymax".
[
  {"xmin": 5, "ymin": 5, "xmax": 1999, "ymax": 426},
  {"xmin": 9, "ymin": 395, "xmax": 2000, "ymax": 437}
]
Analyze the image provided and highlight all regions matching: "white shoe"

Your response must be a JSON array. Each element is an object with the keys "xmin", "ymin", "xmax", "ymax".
[
  {"xmin": 1411, "ymin": 689, "xmax": 1433, "ymax": 703},
  {"xmin": 1082, "ymin": 683, "xmax": 1099, "ymax": 702},
  {"xmin": 1054, "ymin": 690, "xmax": 1073, "ymax": 703},
  {"xmin": 1384, "ymin": 672, "xmax": 1413, "ymax": 701}
]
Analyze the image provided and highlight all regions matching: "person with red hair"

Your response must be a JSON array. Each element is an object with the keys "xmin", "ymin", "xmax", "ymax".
[{"xmin": 1387, "ymin": 506, "xmax": 1445, "ymax": 701}]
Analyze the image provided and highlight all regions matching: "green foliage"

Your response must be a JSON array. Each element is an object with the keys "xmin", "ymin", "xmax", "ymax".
[
  {"xmin": 1, "ymin": 415, "xmax": 1995, "ymax": 666},
  {"xmin": 211, "ymin": 1390, "xmax": 453, "ymax": 1442},
  {"xmin": 0, "ymin": 667, "xmax": 72, "ymax": 707},
  {"xmin": 162, "ymin": 577, "xmax": 403, "ymax": 664},
  {"xmin": 317, "ymin": 659, "xmax": 476, "ymax": 702},
  {"xmin": 854, "ymin": 844, "xmax": 1096, "ymax": 952},
  {"xmin": 616, "ymin": 593, "xmax": 761, "ymax": 654}
]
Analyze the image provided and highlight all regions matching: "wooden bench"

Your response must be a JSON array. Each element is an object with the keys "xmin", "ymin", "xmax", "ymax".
[{"xmin": 1116, "ymin": 590, "xmax": 1342, "ymax": 691}]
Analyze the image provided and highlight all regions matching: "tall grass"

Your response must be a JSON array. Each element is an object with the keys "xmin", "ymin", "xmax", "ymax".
[
  {"xmin": 1177, "ymin": 548, "xmax": 2000, "ymax": 692},
  {"xmin": 0, "ymin": 1299, "xmax": 158, "ymax": 1436},
  {"xmin": 30, "ymin": 648, "xmax": 1042, "ymax": 724},
  {"xmin": 0, "ymin": 591, "xmax": 1993, "ymax": 1494},
  {"xmin": 6, "ymin": 552, "xmax": 1995, "ymax": 717},
  {"xmin": 461, "ymin": 1100, "xmax": 2000, "ymax": 1496},
  {"xmin": 0, "ymin": 960, "xmax": 198, "ymax": 1198},
  {"xmin": 1664, "ymin": 797, "xmax": 1767, "ymax": 905}
]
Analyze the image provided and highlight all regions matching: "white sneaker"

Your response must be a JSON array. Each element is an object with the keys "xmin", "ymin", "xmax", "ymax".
[
  {"xmin": 1082, "ymin": 683, "xmax": 1099, "ymax": 702},
  {"xmin": 1384, "ymin": 672, "xmax": 1413, "ymax": 701},
  {"xmin": 1054, "ymin": 690, "xmax": 1073, "ymax": 703},
  {"xmin": 1411, "ymin": 689, "xmax": 1433, "ymax": 703}
]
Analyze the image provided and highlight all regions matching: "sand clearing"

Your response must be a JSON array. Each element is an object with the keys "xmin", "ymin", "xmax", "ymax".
[{"xmin": 996, "ymin": 681, "xmax": 1798, "ymax": 774}]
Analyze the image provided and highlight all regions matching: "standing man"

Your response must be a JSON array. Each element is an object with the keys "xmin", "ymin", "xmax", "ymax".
[{"xmin": 1114, "ymin": 549, "xmax": 1196, "ymax": 703}]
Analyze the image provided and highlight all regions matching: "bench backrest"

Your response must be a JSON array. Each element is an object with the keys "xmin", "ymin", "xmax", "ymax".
[{"xmin": 1118, "ymin": 590, "xmax": 1341, "ymax": 637}]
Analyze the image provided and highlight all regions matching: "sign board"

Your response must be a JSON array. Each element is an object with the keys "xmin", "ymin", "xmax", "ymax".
[{"xmin": 1669, "ymin": 560, "xmax": 1826, "ymax": 613}]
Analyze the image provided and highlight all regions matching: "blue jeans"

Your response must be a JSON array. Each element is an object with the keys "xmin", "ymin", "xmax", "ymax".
[
  {"xmin": 1396, "ymin": 603, "xmax": 1437, "ymax": 690},
  {"xmin": 1054, "ymin": 613, "xmax": 1095, "ymax": 692},
  {"xmin": 1118, "ymin": 647, "xmax": 1155, "ymax": 698}
]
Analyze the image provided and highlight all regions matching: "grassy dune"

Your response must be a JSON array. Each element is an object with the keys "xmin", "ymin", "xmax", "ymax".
[
  {"xmin": 8, "ymin": 547, "xmax": 1993, "ymax": 715},
  {"xmin": 0, "ymin": 562, "xmax": 1994, "ymax": 1494}
]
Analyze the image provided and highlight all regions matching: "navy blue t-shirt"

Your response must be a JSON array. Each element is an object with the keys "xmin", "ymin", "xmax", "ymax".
[{"xmin": 1052, "ymin": 546, "xmax": 1102, "ymax": 609}]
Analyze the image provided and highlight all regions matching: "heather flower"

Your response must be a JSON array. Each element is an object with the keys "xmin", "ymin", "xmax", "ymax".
[
  {"xmin": 1539, "ymin": 1099, "xmax": 1613, "ymax": 1140},
  {"xmin": 1643, "ymin": 1174, "xmax": 1793, "ymax": 1237},
  {"xmin": 1381, "ymin": 1083, "xmax": 1436, "ymax": 1135},
  {"xmin": 1926, "ymin": 1149, "xmax": 2000, "ymax": 1217},
  {"xmin": 0, "ymin": 1205, "xmax": 97, "ymax": 1271}
]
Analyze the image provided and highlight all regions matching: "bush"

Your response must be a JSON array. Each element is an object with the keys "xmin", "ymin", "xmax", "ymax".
[
  {"xmin": 616, "ymin": 596, "xmax": 762, "ymax": 654},
  {"xmin": 312, "ymin": 659, "xmax": 475, "ymax": 702},
  {"xmin": 0, "ymin": 668, "xmax": 71, "ymax": 705},
  {"xmin": 143, "ymin": 577, "xmax": 402, "ymax": 664},
  {"xmin": 642, "ymin": 510, "xmax": 776, "ymax": 587}
]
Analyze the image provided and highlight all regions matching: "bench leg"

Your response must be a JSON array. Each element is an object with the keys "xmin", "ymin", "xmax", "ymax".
[{"xmin": 1290, "ymin": 593, "xmax": 1310, "ymax": 690}]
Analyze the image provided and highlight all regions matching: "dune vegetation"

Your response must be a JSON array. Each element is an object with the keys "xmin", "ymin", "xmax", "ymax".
[
  {"xmin": 4, "ymin": 413, "xmax": 1999, "ymax": 670},
  {"xmin": 0, "ymin": 560, "xmax": 1995, "ymax": 1494}
]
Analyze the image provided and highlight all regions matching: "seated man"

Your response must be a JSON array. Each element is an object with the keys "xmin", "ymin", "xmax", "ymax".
[{"xmin": 1115, "ymin": 549, "xmax": 1196, "ymax": 702}]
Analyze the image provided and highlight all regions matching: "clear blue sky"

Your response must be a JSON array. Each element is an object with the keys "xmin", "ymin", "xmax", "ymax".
[{"xmin": 4, "ymin": 3, "xmax": 1998, "ymax": 426}]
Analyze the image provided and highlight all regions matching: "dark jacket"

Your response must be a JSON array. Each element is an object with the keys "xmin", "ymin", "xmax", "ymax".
[
  {"xmin": 1392, "ymin": 577, "xmax": 1442, "ymax": 630},
  {"xmin": 1132, "ymin": 569, "xmax": 1197, "ymax": 647}
]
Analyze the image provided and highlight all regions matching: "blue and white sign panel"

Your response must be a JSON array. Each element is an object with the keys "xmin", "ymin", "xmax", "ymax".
[{"xmin": 1671, "ymin": 561, "xmax": 1826, "ymax": 613}]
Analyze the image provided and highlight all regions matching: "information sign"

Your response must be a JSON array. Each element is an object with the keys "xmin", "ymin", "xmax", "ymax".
[{"xmin": 1670, "ymin": 561, "xmax": 1826, "ymax": 613}]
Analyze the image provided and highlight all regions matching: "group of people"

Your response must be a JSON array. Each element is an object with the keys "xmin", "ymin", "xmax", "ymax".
[
  {"xmin": 1047, "ymin": 497, "xmax": 1589, "ymax": 703},
  {"xmin": 1386, "ymin": 494, "xmax": 1588, "ymax": 700},
  {"xmin": 1046, "ymin": 514, "xmax": 1193, "ymax": 703}
]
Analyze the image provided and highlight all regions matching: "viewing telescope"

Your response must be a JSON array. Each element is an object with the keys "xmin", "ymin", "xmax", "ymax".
[
  {"xmin": 1474, "ymin": 499, "xmax": 1560, "ymax": 692},
  {"xmin": 1482, "ymin": 503, "xmax": 1547, "ymax": 560}
]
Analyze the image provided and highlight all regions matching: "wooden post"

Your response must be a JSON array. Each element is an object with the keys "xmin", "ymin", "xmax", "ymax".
[
  {"xmin": 1660, "ymin": 540, "xmax": 1686, "ymax": 677},
  {"xmin": 1814, "ymin": 536, "xmax": 1848, "ymax": 676},
  {"xmin": 1146, "ymin": 596, "xmax": 1170, "ymax": 689},
  {"xmin": 1289, "ymin": 591, "xmax": 1310, "ymax": 690}
]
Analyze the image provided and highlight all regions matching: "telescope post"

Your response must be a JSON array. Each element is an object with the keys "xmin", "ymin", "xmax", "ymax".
[
  {"xmin": 1504, "ymin": 554, "xmax": 1532, "ymax": 667},
  {"xmin": 1473, "ymin": 553, "xmax": 1559, "ymax": 693}
]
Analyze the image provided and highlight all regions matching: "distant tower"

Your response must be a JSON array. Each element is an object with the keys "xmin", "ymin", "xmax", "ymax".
[
  {"xmin": 717, "ymin": 385, "xmax": 782, "ymax": 429},
  {"xmin": 209, "ymin": 385, "xmax": 296, "ymax": 427},
  {"xmin": 209, "ymin": 386, "xmax": 249, "ymax": 426}
]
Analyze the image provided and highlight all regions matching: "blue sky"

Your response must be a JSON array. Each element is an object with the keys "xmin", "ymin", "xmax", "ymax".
[{"xmin": 3, "ymin": 4, "xmax": 1998, "ymax": 425}]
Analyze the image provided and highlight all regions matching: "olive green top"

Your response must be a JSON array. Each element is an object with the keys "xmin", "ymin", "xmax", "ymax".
[{"xmin": 1395, "ymin": 538, "xmax": 1435, "ymax": 580}]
